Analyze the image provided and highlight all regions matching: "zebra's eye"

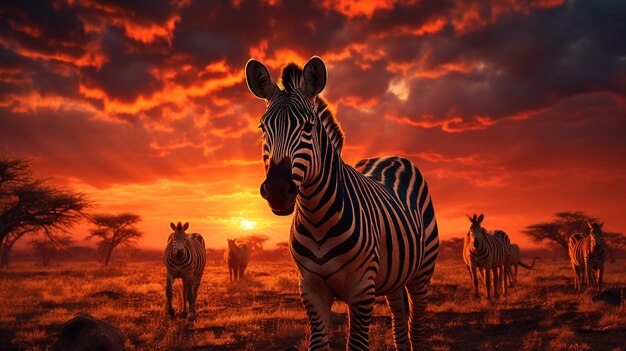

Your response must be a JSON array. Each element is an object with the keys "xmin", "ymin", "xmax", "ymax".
[{"xmin": 303, "ymin": 121, "xmax": 313, "ymax": 133}]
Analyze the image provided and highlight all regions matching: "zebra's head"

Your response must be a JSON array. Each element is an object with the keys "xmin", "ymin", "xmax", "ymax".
[
  {"xmin": 467, "ymin": 213, "xmax": 485, "ymax": 246},
  {"xmin": 246, "ymin": 56, "xmax": 332, "ymax": 216},
  {"xmin": 227, "ymin": 238, "xmax": 237, "ymax": 250},
  {"xmin": 588, "ymin": 221, "xmax": 604, "ymax": 247},
  {"xmin": 169, "ymin": 221, "xmax": 189, "ymax": 258}
]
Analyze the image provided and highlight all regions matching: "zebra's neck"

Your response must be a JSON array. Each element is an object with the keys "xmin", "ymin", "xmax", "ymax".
[{"xmin": 294, "ymin": 127, "xmax": 348, "ymax": 242}]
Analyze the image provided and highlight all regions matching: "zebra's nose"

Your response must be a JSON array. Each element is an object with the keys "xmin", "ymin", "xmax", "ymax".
[
  {"xmin": 287, "ymin": 181, "xmax": 297, "ymax": 196},
  {"xmin": 260, "ymin": 182, "xmax": 268, "ymax": 199}
]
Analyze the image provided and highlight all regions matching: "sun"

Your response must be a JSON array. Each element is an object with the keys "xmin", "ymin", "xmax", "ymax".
[{"xmin": 239, "ymin": 218, "xmax": 257, "ymax": 231}]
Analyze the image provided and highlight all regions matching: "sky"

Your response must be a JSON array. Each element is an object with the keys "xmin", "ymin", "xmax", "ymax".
[{"xmin": 1, "ymin": 0, "xmax": 625, "ymax": 250}]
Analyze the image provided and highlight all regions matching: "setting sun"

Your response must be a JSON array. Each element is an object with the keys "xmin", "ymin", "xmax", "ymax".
[{"xmin": 239, "ymin": 218, "xmax": 257, "ymax": 231}]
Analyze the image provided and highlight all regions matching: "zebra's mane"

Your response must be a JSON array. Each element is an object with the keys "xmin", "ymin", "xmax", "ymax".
[{"xmin": 280, "ymin": 62, "xmax": 345, "ymax": 154}]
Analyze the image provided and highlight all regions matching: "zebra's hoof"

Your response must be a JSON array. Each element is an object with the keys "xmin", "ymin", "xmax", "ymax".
[
  {"xmin": 182, "ymin": 311, "xmax": 188, "ymax": 318},
  {"xmin": 167, "ymin": 308, "xmax": 175, "ymax": 317},
  {"xmin": 188, "ymin": 314, "xmax": 196, "ymax": 322}
]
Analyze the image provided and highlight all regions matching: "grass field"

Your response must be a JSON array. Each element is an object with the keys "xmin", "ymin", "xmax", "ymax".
[{"xmin": 0, "ymin": 258, "xmax": 624, "ymax": 350}]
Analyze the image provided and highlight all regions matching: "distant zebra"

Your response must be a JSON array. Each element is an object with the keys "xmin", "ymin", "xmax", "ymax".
[
  {"xmin": 507, "ymin": 244, "xmax": 538, "ymax": 287},
  {"xmin": 246, "ymin": 56, "xmax": 439, "ymax": 350},
  {"xmin": 463, "ymin": 214, "xmax": 511, "ymax": 299},
  {"xmin": 163, "ymin": 222, "xmax": 206, "ymax": 321},
  {"xmin": 225, "ymin": 239, "xmax": 250, "ymax": 281},
  {"xmin": 568, "ymin": 222, "xmax": 607, "ymax": 292}
]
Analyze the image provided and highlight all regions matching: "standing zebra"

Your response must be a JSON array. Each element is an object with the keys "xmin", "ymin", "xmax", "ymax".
[
  {"xmin": 568, "ymin": 222, "xmax": 607, "ymax": 292},
  {"xmin": 225, "ymin": 239, "xmax": 250, "ymax": 281},
  {"xmin": 163, "ymin": 222, "xmax": 206, "ymax": 321},
  {"xmin": 507, "ymin": 243, "xmax": 538, "ymax": 287},
  {"xmin": 463, "ymin": 214, "xmax": 511, "ymax": 299},
  {"xmin": 246, "ymin": 56, "xmax": 439, "ymax": 351}
]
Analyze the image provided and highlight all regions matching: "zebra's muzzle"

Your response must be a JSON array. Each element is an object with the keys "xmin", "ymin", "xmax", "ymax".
[{"xmin": 260, "ymin": 158, "xmax": 298, "ymax": 216}]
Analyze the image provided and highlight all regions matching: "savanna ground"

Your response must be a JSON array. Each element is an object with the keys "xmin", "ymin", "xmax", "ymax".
[{"xmin": 0, "ymin": 258, "xmax": 624, "ymax": 351}]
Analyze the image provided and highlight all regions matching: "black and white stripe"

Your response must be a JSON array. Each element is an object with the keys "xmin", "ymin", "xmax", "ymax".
[
  {"xmin": 568, "ymin": 222, "xmax": 607, "ymax": 292},
  {"xmin": 463, "ymin": 214, "xmax": 511, "ymax": 299},
  {"xmin": 246, "ymin": 57, "xmax": 439, "ymax": 350},
  {"xmin": 163, "ymin": 221, "xmax": 206, "ymax": 321}
]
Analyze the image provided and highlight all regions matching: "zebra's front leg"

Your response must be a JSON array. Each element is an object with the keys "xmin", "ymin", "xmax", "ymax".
[
  {"xmin": 181, "ymin": 277, "xmax": 189, "ymax": 317},
  {"xmin": 385, "ymin": 288, "xmax": 410, "ymax": 351},
  {"xmin": 300, "ymin": 279, "xmax": 333, "ymax": 351},
  {"xmin": 501, "ymin": 265, "xmax": 509, "ymax": 296},
  {"xmin": 186, "ymin": 277, "xmax": 197, "ymax": 321},
  {"xmin": 485, "ymin": 268, "xmax": 492, "ymax": 299},
  {"xmin": 470, "ymin": 265, "xmax": 480, "ymax": 298},
  {"xmin": 347, "ymin": 286, "xmax": 376, "ymax": 350},
  {"xmin": 585, "ymin": 261, "xmax": 592, "ymax": 290},
  {"xmin": 166, "ymin": 273, "xmax": 175, "ymax": 316},
  {"xmin": 597, "ymin": 266, "xmax": 604, "ymax": 292}
]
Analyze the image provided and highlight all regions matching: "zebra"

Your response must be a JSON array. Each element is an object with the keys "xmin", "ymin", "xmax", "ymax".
[
  {"xmin": 163, "ymin": 221, "xmax": 206, "ymax": 321},
  {"xmin": 507, "ymin": 243, "xmax": 538, "ymax": 287},
  {"xmin": 245, "ymin": 56, "xmax": 439, "ymax": 351},
  {"xmin": 568, "ymin": 222, "xmax": 607, "ymax": 292},
  {"xmin": 463, "ymin": 214, "xmax": 511, "ymax": 299},
  {"xmin": 225, "ymin": 239, "xmax": 250, "ymax": 281}
]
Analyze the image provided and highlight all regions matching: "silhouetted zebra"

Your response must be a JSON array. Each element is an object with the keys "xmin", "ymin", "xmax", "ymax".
[
  {"xmin": 225, "ymin": 239, "xmax": 250, "ymax": 281},
  {"xmin": 463, "ymin": 214, "xmax": 510, "ymax": 299},
  {"xmin": 246, "ymin": 56, "xmax": 439, "ymax": 350},
  {"xmin": 568, "ymin": 222, "xmax": 607, "ymax": 292},
  {"xmin": 163, "ymin": 222, "xmax": 206, "ymax": 321},
  {"xmin": 507, "ymin": 243, "xmax": 537, "ymax": 287}
]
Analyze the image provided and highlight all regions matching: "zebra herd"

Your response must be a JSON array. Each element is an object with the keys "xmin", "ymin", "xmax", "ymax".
[
  {"xmin": 462, "ymin": 214, "xmax": 539, "ymax": 299},
  {"xmin": 161, "ymin": 56, "xmax": 610, "ymax": 350}
]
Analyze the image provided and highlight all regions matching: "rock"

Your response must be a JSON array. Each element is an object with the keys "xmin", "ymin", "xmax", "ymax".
[
  {"xmin": 591, "ymin": 288, "xmax": 625, "ymax": 306},
  {"xmin": 51, "ymin": 314, "xmax": 126, "ymax": 351}
]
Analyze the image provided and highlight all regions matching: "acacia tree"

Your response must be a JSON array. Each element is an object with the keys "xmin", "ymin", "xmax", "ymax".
[
  {"xmin": 0, "ymin": 156, "xmax": 89, "ymax": 268},
  {"xmin": 86, "ymin": 213, "xmax": 142, "ymax": 266},
  {"xmin": 238, "ymin": 234, "xmax": 270, "ymax": 256},
  {"xmin": 30, "ymin": 235, "xmax": 74, "ymax": 266},
  {"xmin": 522, "ymin": 211, "xmax": 625, "ymax": 259}
]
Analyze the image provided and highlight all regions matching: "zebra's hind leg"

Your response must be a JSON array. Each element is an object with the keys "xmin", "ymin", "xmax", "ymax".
[
  {"xmin": 407, "ymin": 274, "xmax": 433, "ymax": 348},
  {"xmin": 166, "ymin": 273, "xmax": 175, "ymax": 316},
  {"xmin": 385, "ymin": 288, "xmax": 410, "ymax": 351},
  {"xmin": 300, "ymin": 279, "xmax": 333, "ymax": 351}
]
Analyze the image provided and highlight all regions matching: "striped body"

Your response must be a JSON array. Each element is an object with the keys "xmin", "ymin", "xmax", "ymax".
[
  {"xmin": 568, "ymin": 223, "xmax": 606, "ymax": 292},
  {"xmin": 463, "ymin": 215, "xmax": 510, "ymax": 299},
  {"xmin": 246, "ymin": 58, "xmax": 438, "ymax": 350},
  {"xmin": 164, "ymin": 222, "xmax": 206, "ymax": 321}
]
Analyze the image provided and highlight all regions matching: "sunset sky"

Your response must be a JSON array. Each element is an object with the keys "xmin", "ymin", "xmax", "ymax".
[{"xmin": 1, "ymin": 0, "xmax": 625, "ymax": 250}]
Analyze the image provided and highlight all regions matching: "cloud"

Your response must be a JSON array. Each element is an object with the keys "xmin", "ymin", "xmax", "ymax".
[{"xmin": 1, "ymin": 0, "xmax": 625, "ymax": 247}]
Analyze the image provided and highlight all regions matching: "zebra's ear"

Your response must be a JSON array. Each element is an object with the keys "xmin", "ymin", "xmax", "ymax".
[
  {"xmin": 170, "ymin": 222, "xmax": 176, "ymax": 231},
  {"xmin": 599, "ymin": 221, "xmax": 604, "ymax": 228},
  {"xmin": 183, "ymin": 222, "xmax": 189, "ymax": 231},
  {"xmin": 246, "ymin": 59, "xmax": 279, "ymax": 100},
  {"xmin": 588, "ymin": 222, "xmax": 594, "ymax": 229},
  {"xmin": 466, "ymin": 214, "xmax": 472, "ymax": 222},
  {"xmin": 303, "ymin": 56, "xmax": 327, "ymax": 98},
  {"xmin": 477, "ymin": 214, "xmax": 484, "ymax": 224}
]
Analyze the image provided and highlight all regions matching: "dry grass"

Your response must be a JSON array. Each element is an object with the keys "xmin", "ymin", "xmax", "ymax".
[{"xmin": 0, "ymin": 259, "xmax": 624, "ymax": 350}]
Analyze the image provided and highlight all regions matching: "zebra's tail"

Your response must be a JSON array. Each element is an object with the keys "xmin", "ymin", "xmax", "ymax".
[{"xmin": 518, "ymin": 256, "xmax": 539, "ymax": 269}]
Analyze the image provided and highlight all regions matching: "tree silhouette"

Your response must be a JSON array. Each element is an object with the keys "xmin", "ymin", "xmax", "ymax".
[
  {"xmin": 86, "ymin": 213, "xmax": 142, "ymax": 266},
  {"xmin": 522, "ymin": 211, "xmax": 624, "ymax": 259},
  {"xmin": 238, "ymin": 234, "xmax": 270, "ymax": 256},
  {"xmin": 0, "ymin": 156, "xmax": 89, "ymax": 268},
  {"xmin": 30, "ymin": 235, "xmax": 74, "ymax": 266}
]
